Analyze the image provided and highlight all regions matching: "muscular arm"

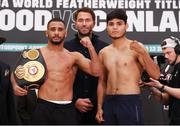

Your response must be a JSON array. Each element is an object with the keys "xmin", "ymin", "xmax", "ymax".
[
  {"xmin": 139, "ymin": 51, "xmax": 160, "ymax": 80},
  {"xmin": 130, "ymin": 41, "xmax": 160, "ymax": 80},
  {"xmin": 96, "ymin": 51, "xmax": 106, "ymax": 123}
]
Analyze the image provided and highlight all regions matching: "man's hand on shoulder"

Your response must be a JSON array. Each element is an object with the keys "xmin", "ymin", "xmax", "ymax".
[{"xmin": 130, "ymin": 40, "xmax": 146, "ymax": 55}]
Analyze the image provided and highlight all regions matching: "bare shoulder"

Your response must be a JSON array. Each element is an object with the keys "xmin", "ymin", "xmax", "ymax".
[
  {"xmin": 39, "ymin": 46, "xmax": 48, "ymax": 56},
  {"xmin": 133, "ymin": 40, "xmax": 145, "ymax": 47},
  {"xmin": 130, "ymin": 40, "xmax": 147, "ymax": 50},
  {"xmin": 67, "ymin": 50, "xmax": 83, "ymax": 59},
  {"xmin": 99, "ymin": 45, "xmax": 112, "ymax": 55},
  {"xmin": 39, "ymin": 46, "xmax": 46, "ymax": 52}
]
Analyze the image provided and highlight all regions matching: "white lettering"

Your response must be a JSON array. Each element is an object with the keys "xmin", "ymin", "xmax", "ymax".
[
  {"xmin": 69, "ymin": 0, "xmax": 77, "ymax": 8},
  {"xmin": 127, "ymin": 11, "xmax": 144, "ymax": 32},
  {"xmin": 56, "ymin": 0, "xmax": 63, "ymax": 8},
  {"xmin": 0, "ymin": 9, "xmax": 15, "ymax": 31},
  {"xmin": 13, "ymin": 0, "xmax": 24, "ymax": 8},
  {"xmin": 84, "ymin": 0, "xmax": 91, "ymax": 8},
  {"xmin": 34, "ymin": 10, "xmax": 52, "ymax": 31},
  {"xmin": 92, "ymin": 0, "xmax": 98, "ymax": 8},
  {"xmin": 0, "ymin": 0, "xmax": 9, "ymax": 7},
  {"xmin": 99, "ymin": 0, "xmax": 106, "ymax": 8},
  {"xmin": 13, "ymin": 0, "xmax": 53, "ymax": 8},
  {"xmin": 16, "ymin": 9, "xmax": 33, "ymax": 31},
  {"xmin": 106, "ymin": 0, "xmax": 117, "ymax": 8},
  {"xmin": 93, "ymin": 10, "xmax": 106, "ymax": 32},
  {"xmin": 146, "ymin": 11, "xmax": 158, "ymax": 32},
  {"xmin": 159, "ymin": 11, "xmax": 178, "ymax": 32}
]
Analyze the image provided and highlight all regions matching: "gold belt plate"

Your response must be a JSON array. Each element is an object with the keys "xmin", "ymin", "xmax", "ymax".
[{"xmin": 15, "ymin": 61, "xmax": 45, "ymax": 82}]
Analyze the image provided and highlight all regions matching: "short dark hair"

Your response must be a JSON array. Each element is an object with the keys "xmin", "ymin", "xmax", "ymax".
[
  {"xmin": 106, "ymin": 9, "xmax": 127, "ymax": 24},
  {"xmin": 47, "ymin": 18, "xmax": 65, "ymax": 28},
  {"xmin": 74, "ymin": 7, "xmax": 95, "ymax": 22}
]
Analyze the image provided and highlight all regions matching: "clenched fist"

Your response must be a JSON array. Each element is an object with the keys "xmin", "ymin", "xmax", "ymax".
[
  {"xmin": 80, "ymin": 36, "xmax": 93, "ymax": 48},
  {"xmin": 130, "ymin": 40, "xmax": 146, "ymax": 55}
]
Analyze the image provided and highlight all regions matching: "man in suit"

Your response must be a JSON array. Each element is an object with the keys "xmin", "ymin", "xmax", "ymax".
[
  {"xmin": 64, "ymin": 7, "xmax": 108, "ymax": 124},
  {"xmin": 0, "ymin": 37, "xmax": 17, "ymax": 124}
]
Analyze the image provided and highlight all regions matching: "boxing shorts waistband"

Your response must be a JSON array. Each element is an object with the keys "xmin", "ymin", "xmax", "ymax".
[{"xmin": 37, "ymin": 98, "xmax": 73, "ymax": 108}]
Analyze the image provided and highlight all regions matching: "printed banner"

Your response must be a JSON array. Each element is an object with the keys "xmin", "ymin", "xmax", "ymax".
[{"xmin": 0, "ymin": 0, "xmax": 179, "ymax": 54}]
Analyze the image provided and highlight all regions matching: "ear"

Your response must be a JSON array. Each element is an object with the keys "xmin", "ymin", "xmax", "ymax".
[
  {"xmin": 74, "ymin": 21, "xmax": 78, "ymax": 30},
  {"xmin": 65, "ymin": 30, "xmax": 68, "ymax": 38},
  {"xmin": 45, "ymin": 31, "xmax": 48, "ymax": 38},
  {"xmin": 93, "ymin": 21, "xmax": 95, "ymax": 27},
  {"xmin": 126, "ymin": 23, "xmax": 129, "ymax": 30},
  {"xmin": 106, "ymin": 24, "xmax": 109, "ymax": 32}
]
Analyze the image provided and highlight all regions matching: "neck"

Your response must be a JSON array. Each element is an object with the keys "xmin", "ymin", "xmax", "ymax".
[
  {"xmin": 47, "ymin": 41, "xmax": 64, "ymax": 51},
  {"xmin": 112, "ymin": 37, "xmax": 128, "ymax": 47}
]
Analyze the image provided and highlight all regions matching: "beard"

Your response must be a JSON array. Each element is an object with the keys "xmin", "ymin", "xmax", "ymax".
[
  {"xmin": 78, "ymin": 30, "xmax": 91, "ymax": 37},
  {"xmin": 78, "ymin": 26, "xmax": 93, "ymax": 37},
  {"xmin": 50, "ymin": 36, "xmax": 65, "ymax": 45}
]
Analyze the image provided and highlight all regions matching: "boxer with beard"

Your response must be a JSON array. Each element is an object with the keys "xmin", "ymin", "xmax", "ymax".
[
  {"xmin": 11, "ymin": 18, "xmax": 101, "ymax": 124},
  {"xmin": 95, "ymin": 9, "xmax": 160, "ymax": 125}
]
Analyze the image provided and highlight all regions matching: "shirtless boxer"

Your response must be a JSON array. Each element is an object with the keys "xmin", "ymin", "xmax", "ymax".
[
  {"xmin": 11, "ymin": 18, "xmax": 101, "ymax": 124},
  {"xmin": 96, "ymin": 9, "xmax": 160, "ymax": 124}
]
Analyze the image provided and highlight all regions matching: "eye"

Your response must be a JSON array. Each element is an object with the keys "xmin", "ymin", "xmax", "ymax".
[
  {"xmin": 85, "ymin": 18, "xmax": 91, "ymax": 22},
  {"xmin": 108, "ymin": 22, "xmax": 114, "ymax": 26},
  {"xmin": 50, "ymin": 27, "xmax": 56, "ymax": 31},
  {"xmin": 117, "ymin": 22, "xmax": 123, "ymax": 25},
  {"xmin": 77, "ymin": 19, "xmax": 83, "ymax": 22},
  {"xmin": 58, "ymin": 27, "xmax": 64, "ymax": 31}
]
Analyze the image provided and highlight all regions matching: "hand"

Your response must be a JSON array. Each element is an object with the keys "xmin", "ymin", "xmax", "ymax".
[
  {"xmin": 75, "ymin": 98, "xmax": 94, "ymax": 113},
  {"xmin": 130, "ymin": 40, "xmax": 146, "ymax": 55},
  {"xmin": 80, "ymin": 37, "xmax": 93, "ymax": 48},
  {"xmin": 13, "ymin": 84, "xmax": 28, "ymax": 96},
  {"xmin": 96, "ymin": 108, "xmax": 104, "ymax": 124},
  {"xmin": 143, "ymin": 78, "xmax": 162, "ymax": 89}
]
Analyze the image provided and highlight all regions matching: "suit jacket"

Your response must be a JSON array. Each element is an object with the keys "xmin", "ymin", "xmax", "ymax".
[{"xmin": 0, "ymin": 61, "xmax": 17, "ymax": 124}]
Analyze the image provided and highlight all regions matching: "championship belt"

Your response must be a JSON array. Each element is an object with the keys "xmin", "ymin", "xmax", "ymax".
[{"xmin": 14, "ymin": 49, "xmax": 46, "ymax": 89}]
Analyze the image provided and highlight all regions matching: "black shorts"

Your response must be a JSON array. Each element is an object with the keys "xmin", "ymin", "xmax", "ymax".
[
  {"xmin": 103, "ymin": 94, "xmax": 144, "ymax": 125},
  {"xmin": 30, "ymin": 98, "xmax": 78, "ymax": 124}
]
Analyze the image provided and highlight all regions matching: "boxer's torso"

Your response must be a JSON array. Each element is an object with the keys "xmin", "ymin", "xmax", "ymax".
[
  {"xmin": 38, "ymin": 47, "xmax": 77, "ymax": 101},
  {"xmin": 101, "ymin": 43, "xmax": 143, "ymax": 95}
]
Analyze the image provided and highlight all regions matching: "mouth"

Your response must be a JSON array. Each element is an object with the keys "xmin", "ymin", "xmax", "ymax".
[
  {"xmin": 80, "ymin": 26, "xmax": 89, "ymax": 30},
  {"xmin": 80, "ymin": 29, "xmax": 90, "ymax": 34},
  {"xmin": 112, "ymin": 31, "xmax": 119, "ymax": 34},
  {"xmin": 81, "ymin": 28, "xmax": 88, "ymax": 31},
  {"xmin": 53, "ymin": 37, "xmax": 60, "ymax": 41}
]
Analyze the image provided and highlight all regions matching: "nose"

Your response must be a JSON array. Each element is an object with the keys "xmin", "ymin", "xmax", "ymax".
[
  {"xmin": 54, "ymin": 29, "xmax": 59, "ymax": 34},
  {"xmin": 164, "ymin": 54, "xmax": 169, "ymax": 59},
  {"xmin": 113, "ymin": 24, "xmax": 118, "ymax": 29},
  {"xmin": 82, "ymin": 20, "xmax": 86, "ymax": 25}
]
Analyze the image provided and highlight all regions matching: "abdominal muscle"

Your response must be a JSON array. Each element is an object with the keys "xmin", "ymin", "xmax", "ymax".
[
  {"xmin": 38, "ymin": 69, "xmax": 75, "ymax": 101},
  {"xmin": 106, "ymin": 67, "xmax": 142, "ymax": 95}
]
